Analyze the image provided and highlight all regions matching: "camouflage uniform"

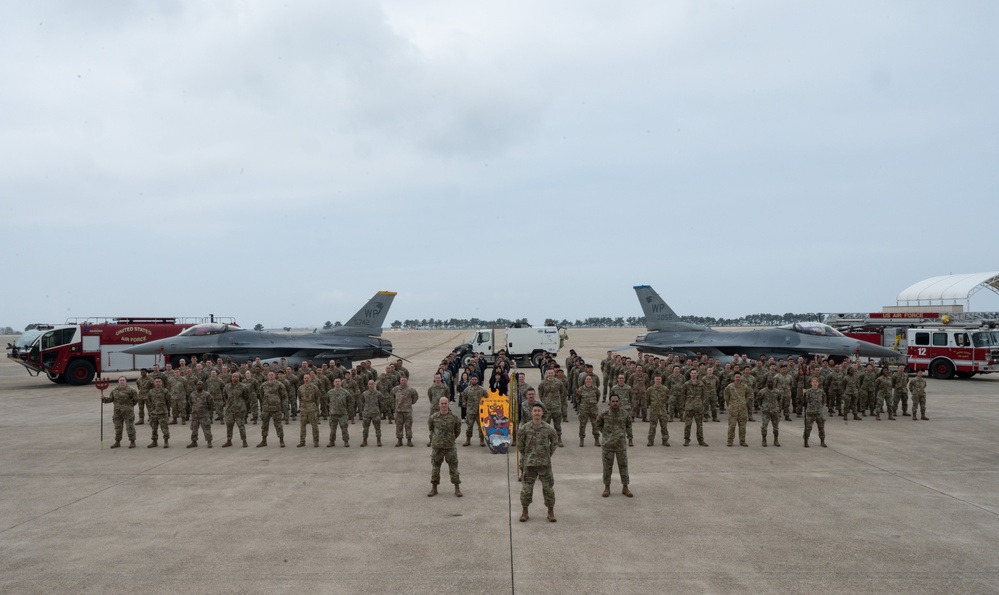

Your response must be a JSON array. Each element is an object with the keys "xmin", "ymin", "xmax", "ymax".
[
  {"xmin": 910, "ymin": 377, "xmax": 928, "ymax": 418},
  {"xmin": 538, "ymin": 378, "xmax": 567, "ymax": 439},
  {"xmin": 103, "ymin": 384, "xmax": 138, "ymax": 444},
  {"xmin": 701, "ymin": 373, "xmax": 719, "ymax": 421},
  {"xmin": 223, "ymin": 380, "xmax": 251, "ymax": 444},
  {"xmin": 724, "ymin": 382, "xmax": 751, "ymax": 446},
  {"xmin": 892, "ymin": 370, "xmax": 910, "ymax": 416},
  {"xmin": 681, "ymin": 378, "xmax": 709, "ymax": 445},
  {"xmin": 297, "ymin": 383, "xmax": 321, "ymax": 446},
  {"xmin": 667, "ymin": 372, "xmax": 686, "ymax": 420},
  {"xmin": 757, "ymin": 386, "xmax": 781, "ymax": 444},
  {"xmin": 874, "ymin": 374, "xmax": 893, "ymax": 416},
  {"xmin": 646, "ymin": 383, "xmax": 670, "ymax": 445},
  {"xmin": 169, "ymin": 375, "xmax": 189, "ymax": 423},
  {"xmin": 392, "ymin": 385, "xmax": 420, "ymax": 443},
  {"xmin": 773, "ymin": 372, "xmax": 795, "ymax": 419},
  {"xmin": 518, "ymin": 419, "xmax": 558, "ymax": 508},
  {"xmin": 576, "ymin": 384, "xmax": 600, "ymax": 442},
  {"xmin": 146, "ymin": 386, "xmax": 171, "ymax": 444},
  {"xmin": 259, "ymin": 379, "xmax": 287, "ymax": 443},
  {"xmin": 361, "ymin": 389, "xmax": 384, "ymax": 443},
  {"xmin": 327, "ymin": 387, "xmax": 352, "ymax": 446},
  {"xmin": 841, "ymin": 371, "xmax": 860, "ymax": 419},
  {"xmin": 206, "ymin": 376, "xmax": 225, "ymax": 422},
  {"xmin": 859, "ymin": 369, "xmax": 877, "ymax": 415},
  {"xmin": 135, "ymin": 375, "xmax": 153, "ymax": 424},
  {"xmin": 426, "ymin": 384, "xmax": 449, "ymax": 445},
  {"xmin": 188, "ymin": 389, "xmax": 213, "ymax": 444},
  {"xmin": 803, "ymin": 386, "xmax": 826, "ymax": 446},
  {"xmin": 596, "ymin": 406, "xmax": 632, "ymax": 488},
  {"xmin": 608, "ymin": 382, "xmax": 634, "ymax": 441},
  {"xmin": 629, "ymin": 372, "xmax": 648, "ymax": 421},
  {"xmin": 461, "ymin": 384, "xmax": 488, "ymax": 444},
  {"xmin": 826, "ymin": 368, "xmax": 845, "ymax": 415},
  {"xmin": 429, "ymin": 410, "xmax": 462, "ymax": 487}
]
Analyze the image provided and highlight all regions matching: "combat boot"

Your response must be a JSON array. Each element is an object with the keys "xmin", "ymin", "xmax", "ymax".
[
  {"xmin": 342, "ymin": 439, "xmax": 348, "ymax": 448},
  {"xmin": 854, "ymin": 414, "xmax": 861, "ymax": 420},
  {"xmin": 186, "ymin": 441, "xmax": 197, "ymax": 448},
  {"xmin": 875, "ymin": 412, "xmax": 881, "ymax": 421},
  {"xmin": 206, "ymin": 441, "xmax": 212, "ymax": 448},
  {"xmin": 462, "ymin": 437, "xmax": 471, "ymax": 447},
  {"xmin": 110, "ymin": 440, "xmax": 121, "ymax": 449},
  {"xmin": 520, "ymin": 507, "xmax": 529, "ymax": 522},
  {"xmin": 298, "ymin": 441, "xmax": 306, "ymax": 447},
  {"xmin": 912, "ymin": 413, "xmax": 917, "ymax": 421},
  {"xmin": 663, "ymin": 439, "xmax": 669, "ymax": 447},
  {"xmin": 427, "ymin": 483, "xmax": 438, "ymax": 497},
  {"xmin": 581, "ymin": 438, "xmax": 586, "ymax": 447},
  {"xmin": 170, "ymin": 418, "xmax": 177, "ymax": 425},
  {"xmin": 223, "ymin": 436, "xmax": 232, "ymax": 447},
  {"xmin": 594, "ymin": 436, "xmax": 601, "ymax": 447},
  {"xmin": 407, "ymin": 438, "xmax": 413, "ymax": 447},
  {"xmin": 740, "ymin": 441, "xmax": 748, "ymax": 447},
  {"xmin": 647, "ymin": 440, "xmax": 653, "ymax": 447},
  {"xmin": 128, "ymin": 440, "xmax": 135, "ymax": 448},
  {"xmin": 627, "ymin": 438, "xmax": 633, "ymax": 447},
  {"xmin": 712, "ymin": 415, "xmax": 719, "ymax": 422},
  {"xmin": 257, "ymin": 437, "xmax": 267, "ymax": 447},
  {"xmin": 762, "ymin": 436, "xmax": 767, "ymax": 447},
  {"xmin": 803, "ymin": 437, "xmax": 809, "ymax": 448},
  {"xmin": 137, "ymin": 417, "xmax": 144, "ymax": 425},
  {"xmin": 163, "ymin": 438, "xmax": 169, "ymax": 448},
  {"xmin": 396, "ymin": 438, "xmax": 403, "ymax": 447},
  {"xmin": 774, "ymin": 433, "xmax": 780, "ymax": 447},
  {"xmin": 377, "ymin": 438, "xmax": 382, "ymax": 447},
  {"xmin": 279, "ymin": 438, "xmax": 285, "ymax": 448},
  {"xmin": 602, "ymin": 485, "xmax": 611, "ymax": 498},
  {"xmin": 427, "ymin": 440, "xmax": 431, "ymax": 447},
  {"xmin": 547, "ymin": 507, "xmax": 557, "ymax": 522},
  {"xmin": 454, "ymin": 484, "xmax": 462, "ymax": 497},
  {"xmin": 242, "ymin": 439, "xmax": 248, "ymax": 447},
  {"xmin": 888, "ymin": 412, "xmax": 895, "ymax": 420},
  {"xmin": 683, "ymin": 439, "xmax": 690, "ymax": 446},
  {"xmin": 820, "ymin": 439, "xmax": 827, "ymax": 448},
  {"xmin": 622, "ymin": 485, "xmax": 633, "ymax": 498},
  {"xmin": 784, "ymin": 414, "xmax": 792, "ymax": 421},
  {"xmin": 360, "ymin": 438, "xmax": 367, "ymax": 447},
  {"xmin": 147, "ymin": 439, "xmax": 158, "ymax": 448},
  {"xmin": 921, "ymin": 414, "xmax": 929, "ymax": 420},
  {"xmin": 698, "ymin": 440, "xmax": 708, "ymax": 447}
]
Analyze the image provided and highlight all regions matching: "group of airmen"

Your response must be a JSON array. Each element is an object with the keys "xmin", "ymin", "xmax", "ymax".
[{"xmin": 98, "ymin": 348, "xmax": 928, "ymax": 524}]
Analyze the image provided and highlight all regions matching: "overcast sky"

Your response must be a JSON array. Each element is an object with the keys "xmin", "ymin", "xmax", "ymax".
[{"xmin": 2, "ymin": 1, "xmax": 998, "ymax": 330}]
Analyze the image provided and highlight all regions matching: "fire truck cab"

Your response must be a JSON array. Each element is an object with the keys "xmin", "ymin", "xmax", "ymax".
[
  {"xmin": 906, "ymin": 327, "xmax": 999, "ymax": 379},
  {"xmin": 6, "ymin": 316, "xmax": 236, "ymax": 386}
]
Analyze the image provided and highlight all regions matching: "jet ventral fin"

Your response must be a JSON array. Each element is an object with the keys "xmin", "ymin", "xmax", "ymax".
[
  {"xmin": 325, "ymin": 291, "xmax": 396, "ymax": 337},
  {"xmin": 633, "ymin": 285, "xmax": 704, "ymax": 332}
]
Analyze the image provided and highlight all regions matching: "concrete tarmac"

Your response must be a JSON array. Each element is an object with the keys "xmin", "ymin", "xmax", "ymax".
[{"xmin": 2, "ymin": 329, "xmax": 998, "ymax": 594}]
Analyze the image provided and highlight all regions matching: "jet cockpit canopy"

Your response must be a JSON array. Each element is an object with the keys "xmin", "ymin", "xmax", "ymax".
[
  {"xmin": 779, "ymin": 322, "xmax": 845, "ymax": 337},
  {"xmin": 179, "ymin": 323, "xmax": 237, "ymax": 337}
]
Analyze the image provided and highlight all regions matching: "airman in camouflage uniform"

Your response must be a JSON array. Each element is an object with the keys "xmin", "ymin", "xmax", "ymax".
[
  {"xmin": 360, "ymin": 379, "xmax": 384, "ymax": 447},
  {"xmin": 646, "ymin": 375, "xmax": 670, "ymax": 446},
  {"xmin": 146, "ymin": 378, "xmax": 171, "ymax": 448},
  {"xmin": 205, "ymin": 370, "xmax": 225, "ymax": 423},
  {"xmin": 909, "ymin": 370, "xmax": 928, "ymax": 420},
  {"xmin": 859, "ymin": 363, "xmax": 877, "ymax": 416},
  {"xmin": 168, "ymin": 369, "xmax": 187, "ymax": 424},
  {"xmin": 297, "ymin": 374, "xmax": 321, "ymax": 447},
  {"xmin": 630, "ymin": 367, "xmax": 648, "ymax": 422},
  {"xmin": 576, "ymin": 375, "xmax": 600, "ymax": 446},
  {"xmin": 518, "ymin": 401, "xmax": 559, "ymax": 522},
  {"xmin": 757, "ymin": 378, "xmax": 781, "ymax": 446},
  {"xmin": 186, "ymin": 381, "xmax": 213, "ymax": 448},
  {"xmin": 102, "ymin": 377, "xmax": 138, "ymax": 448},
  {"xmin": 724, "ymin": 373, "xmax": 751, "ymax": 447},
  {"xmin": 222, "ymin": 373, "xmax": 250, "ymax": 447},
  {"xmin": 608, "ymin": 374, "xmax": 634, "ymax": 446},
  {"xmin": 243, "ymin": 370, "xmax": 260, "ymax": 424},
  {"xmin": 596, "ymin": 395, "xmax": 633, "ymax": 498},
  {"xmin": 257, "ymin": 372, "xmax": 287, "ymax": 447},
  {"xmin": 135, "ymin": 369, "xmax": 153, "ymax": 425},
  {"xmin": 392, "ymin": 376, "xmax": 419, "ymax": 447},
  {"xmin": 326, "ymin": 378, "xmax": 352, "ymax": 447},
  {"xmin": 681, "ymin": 370, "xmax": 709, "ymax": 447},
  {"xmin": 841, "ymin": 366, "xmax": 861, "ymax": 420},
  {"xmin": 874, "ymin": 368, "xmax": 894, "ymax": 421},
  {"xmin": 426, "ymin": 374, "xmax": 450, "ymax": 447},
  {"xmin": 538, "ymin": 369, "xmax": 567, "ymax": 447},
  {"xmin": 461, "ymin": 375, "xmax": 488, "ymax": 447},
  {"xmin": 892, "ymin": 365, "xmax": 910, "ymax": 417},
  {"xmin": 667, "ymin": 366, "xmax": 686, "ymax": 421},
  {"xmin": 428, "ymin": 397, "xmax": 462, "ymax": 498},
  {"xmin": 803, "ymin": 377, "xmax": 827, "ymax": 447},
  {"xmin": 702, "ymin": 367, "xmax": 720, "ymax": 422}
]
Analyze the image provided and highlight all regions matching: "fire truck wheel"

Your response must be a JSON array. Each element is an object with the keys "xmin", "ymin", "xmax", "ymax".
[
  {"xmin": 531, "ymin": 351, "xmax": 545, "ymax": 368},
  {"xmin": 65, "ymin": 360, "xmax": 96, "ymax": 386},
  {"xmin": 930, "ymin": 359, "xmax": 955, "ymax": 380}
]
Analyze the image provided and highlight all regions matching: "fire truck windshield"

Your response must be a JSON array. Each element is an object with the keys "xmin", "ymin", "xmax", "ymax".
[
  {"xmin": 179, "ymin": 323, "xmax": 233, "ymax": 337},
  {"xmin": 13, "ymin": 330, "xmax": 42, "ymax": 349},
  {"xmin": 972, "ymin": 332, "xmax": 994, "ymax": 347},
  {"xmin": 779, "ymin": 322, "xmax": 845, "ymax": 337}
]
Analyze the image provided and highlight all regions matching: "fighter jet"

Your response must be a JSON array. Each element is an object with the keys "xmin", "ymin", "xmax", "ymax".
[
  {"xmin": 630, "ymin": 285, "xmax": 901, "ymax": 362},
  {"xmin": 123, "ymin": 291, "xmax": 399, "ymax": 367}
]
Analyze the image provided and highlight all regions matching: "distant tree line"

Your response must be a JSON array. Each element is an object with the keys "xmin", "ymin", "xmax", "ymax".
[{"xmin": 387, "ymin": 313, "xmax": 823, "ymax": 330}]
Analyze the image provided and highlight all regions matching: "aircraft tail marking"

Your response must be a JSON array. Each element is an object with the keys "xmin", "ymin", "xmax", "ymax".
[
  {"xmin": 634, "ymin": 285, "xmax": 698, "ymax": 332},
  {"xmin": 328, "ymin": 291, "xmax": 396, "ymax": 336}
]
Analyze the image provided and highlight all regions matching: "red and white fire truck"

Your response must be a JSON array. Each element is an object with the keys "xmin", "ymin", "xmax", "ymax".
[
  {"xmin": 6, "ymin": 316, "xmax": 237, "ymax": 385},
  {"xmin": 825, "ymin": 312, "xmax": 999, "ymax": 379}
]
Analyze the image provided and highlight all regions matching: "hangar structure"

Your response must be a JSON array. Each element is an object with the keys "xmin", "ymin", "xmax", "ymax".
[{"xmin": 895, "ymin": 271, "xmax": 999, "ymax": 310}]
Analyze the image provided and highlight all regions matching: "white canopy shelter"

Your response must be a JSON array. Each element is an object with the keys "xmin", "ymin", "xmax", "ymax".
[{"xmin": 897, "ymin": 272, "xmax": 999, "ymax": 307}]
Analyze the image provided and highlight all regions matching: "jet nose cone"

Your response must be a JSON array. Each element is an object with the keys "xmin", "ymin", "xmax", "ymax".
[
  {"xmin": 122, "ymin": 342, "xmax": 162, "ymax": 355},
  {"xmin": 854, "ymin": 340, "xmax": 900, "ymax": 359}
]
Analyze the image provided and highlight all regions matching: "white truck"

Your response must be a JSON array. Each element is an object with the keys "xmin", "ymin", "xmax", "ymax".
[{"xmin": 454, "ymin": 323, "xmax": 567, "ymax": 368}]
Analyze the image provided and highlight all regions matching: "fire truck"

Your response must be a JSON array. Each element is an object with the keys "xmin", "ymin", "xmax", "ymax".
[
  {"xmin": 6, "ymin": 316, "xmax": 237, "ymax": 386},
  {"xmin": 825, "ymin": 311, "xmax": 999, "ymax": 379}
]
